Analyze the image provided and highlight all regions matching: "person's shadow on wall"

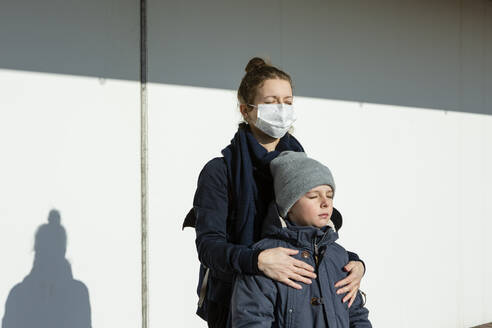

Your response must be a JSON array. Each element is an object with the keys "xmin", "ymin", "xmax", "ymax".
[{"xmin": 2, "ymin": 209, "xmax": 92, "ymax": 328}]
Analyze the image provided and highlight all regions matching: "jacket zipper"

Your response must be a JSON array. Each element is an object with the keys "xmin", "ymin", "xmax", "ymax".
[
  {"xmin": 312, "ymin": 232, "xmax": 331, "ymax": 324},
  {"xmin": 313, "ymin": 231, "xmax": 329, "ymax": 267}
]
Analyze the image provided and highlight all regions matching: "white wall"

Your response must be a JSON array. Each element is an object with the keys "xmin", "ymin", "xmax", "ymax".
[
  {"xmin": 0, "ymin": 71, "xmax": 141, "ymax": 327},
  {"xmin": 1, "ymin": 0, "xmax": 491, "ymax": 327},
  {"xmin": 0, "ymin": 0, "xmax": 141, "ymax": 326}
]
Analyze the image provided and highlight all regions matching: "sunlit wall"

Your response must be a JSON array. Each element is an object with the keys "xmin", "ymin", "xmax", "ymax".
[{"xmin": 1, "ymin": 0, "xmax": 491, "ymax": 327}]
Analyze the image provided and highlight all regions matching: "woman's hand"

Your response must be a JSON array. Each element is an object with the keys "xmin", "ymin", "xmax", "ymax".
[
  {"xmin": 258, "ymin": 247, "xmax": 316, "ymax": 289},
  {"xmin": 334, "ymin": 261, "xmax": 365, "ymax": 307}
]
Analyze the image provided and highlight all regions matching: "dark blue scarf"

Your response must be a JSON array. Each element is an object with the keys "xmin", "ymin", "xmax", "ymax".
[{"xmin": 221, "ymin": 123, "xmax": 304, "ymax": 246}]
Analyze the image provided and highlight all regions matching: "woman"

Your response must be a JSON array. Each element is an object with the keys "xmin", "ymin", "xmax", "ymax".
[{"xmin": 191, "ymin": 57, "xmax": 365, "ymax": 327}]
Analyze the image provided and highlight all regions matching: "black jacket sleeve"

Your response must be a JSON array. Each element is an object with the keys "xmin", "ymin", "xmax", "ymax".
[
  {"xmin": 194, "ymin": 158, "xmax": 259, "ymax": 275},
  {"xmin": 347, "ymin": 251, "xmax": 366, "ymax": 273}
]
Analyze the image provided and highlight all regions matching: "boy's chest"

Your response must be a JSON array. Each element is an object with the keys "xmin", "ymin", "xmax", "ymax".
[{"xmin": 272, "ymin": 245, "xmax": 350, "ymax": 327}]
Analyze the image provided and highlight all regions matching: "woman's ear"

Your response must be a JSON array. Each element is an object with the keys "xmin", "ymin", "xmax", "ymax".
[{"xmin": 239, "ymin": 104, "xmax": 249, "ymax": 121}]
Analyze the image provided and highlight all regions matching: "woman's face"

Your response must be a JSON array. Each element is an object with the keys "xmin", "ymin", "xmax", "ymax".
[{"xmin": 241, "ymin": 78, "xmax": 293, "ymax": 125}]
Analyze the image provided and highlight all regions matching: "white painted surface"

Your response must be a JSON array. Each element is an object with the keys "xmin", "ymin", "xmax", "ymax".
[
  {"xmin": 147, "ymin": 84, "xmax": 240, "ymax": 328},
  {"xmin": 0, "ymin": 70, "xmax": 141, "ymax": 327}
]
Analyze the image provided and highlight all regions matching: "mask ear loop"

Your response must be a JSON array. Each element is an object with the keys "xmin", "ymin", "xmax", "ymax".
[{"xmin": 240, "ymin": 104, "xmax": 255, "ymax": 123}]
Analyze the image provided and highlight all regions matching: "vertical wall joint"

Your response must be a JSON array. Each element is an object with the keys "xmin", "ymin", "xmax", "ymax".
[{"xmin": 140, "ymin": 0, "xmax": 148, "ymax": 326}]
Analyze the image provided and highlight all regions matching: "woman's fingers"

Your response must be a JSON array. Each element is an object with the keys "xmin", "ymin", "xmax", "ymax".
[
  {"xmin": 260, "ymin": 249, "xmax": 365, "ymax": 303},
  {"xmin": 346, "ymin": 290, "xmax": 357, "ymax": 308},
  {"xmin": 289, "ymin": 271, "xmax": 313, "ymax": 285},
  {"xmin": 280, "ymin": 277, "xmax": 302, "ymax": 290},
  {"xmin": 335, "ymin": 260, "xmax": 364, "ymax": 288},
  {"xmin": 292, "ymin": 259, "xmax": 316, "ymax": 275},
  {"xmin": 334, "ymin": 275, "xmax": 352, "ymax": 288},
  {"xmin": 334, "ymin": 261, "xmax": 364, "ymax": 307},
  {"xmin": 345, "ymin": 261, "xmax": 365, "ymax": 279},
  {"xmin": 292, "ymin": 267, "xmax": 316, "ymax": 280},
  {"xmin": 281, "ymin": 247, "xmax": 300, "ymax": 256},
  {"xmin": 338, "ymin": 280, "xmax": 359, "ymax": 308},
  {"xmin": 282, "ymin": 271, "xmax": 313, "ymax": 289},
  {"xmin": 336, "ymin": 281, "xmax": 354, "ymax": 295},
  {"xmin": 259, "ymin": 247, "xmax": 326, "ymax": 287},
  {"xmin": 343, "ymin": 261, "xmax": 356, "ymax": 272},
  {"xmin": 293, "ymin": 267, "xmax": 317, "ymax": 280},
  {"xmin": 336, "ymin": 276, "xmax": 359, "ymax": 295}
]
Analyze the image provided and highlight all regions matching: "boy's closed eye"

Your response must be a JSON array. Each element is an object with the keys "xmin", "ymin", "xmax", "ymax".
[{"xmin": 305, "ymin": 192, "xmax": 333, "ymax": 199}]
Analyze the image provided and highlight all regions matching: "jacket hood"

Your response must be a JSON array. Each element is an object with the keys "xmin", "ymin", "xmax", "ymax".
[{"xmin": 261, "ymin": 202, "xmax": 341, "ymax": 248}]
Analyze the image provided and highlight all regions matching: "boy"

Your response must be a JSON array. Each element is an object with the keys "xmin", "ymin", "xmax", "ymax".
[{"xmin": 231, "ymin": 151, "xmax": 371, "ymax": 328}]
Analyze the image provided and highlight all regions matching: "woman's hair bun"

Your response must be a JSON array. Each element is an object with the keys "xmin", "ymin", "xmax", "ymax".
[{"xmin": 245, "ymin": 57, "xmax": 268, "ymax": 73}]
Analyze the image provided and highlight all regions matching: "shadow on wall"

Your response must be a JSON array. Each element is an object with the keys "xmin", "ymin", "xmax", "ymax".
[
  {"xmin": 0, "ymin": 0, "xmax": 139, "ymax": 81},
  {"xmin": 1, "ymin": 210, "xmax": 92, "ymax": 328},
  {"xmin": 0, "ymin": 0, "xmax": 490, "ymax": 115}
]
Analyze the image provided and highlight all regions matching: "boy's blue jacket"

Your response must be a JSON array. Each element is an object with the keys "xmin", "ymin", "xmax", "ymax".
[{"xmin": 231, "ymin": 203, "xmax": 371, "ymax": 328}]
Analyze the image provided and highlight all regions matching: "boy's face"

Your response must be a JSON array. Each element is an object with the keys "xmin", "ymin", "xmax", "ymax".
[{"xmin": 288, "ymin": 185, "xmax": 334, "ymax": 228}]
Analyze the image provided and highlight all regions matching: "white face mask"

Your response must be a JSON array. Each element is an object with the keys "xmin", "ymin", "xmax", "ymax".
[{"xmin": 249, "ymin": 103, "xmax": 296, "ymax": 139}]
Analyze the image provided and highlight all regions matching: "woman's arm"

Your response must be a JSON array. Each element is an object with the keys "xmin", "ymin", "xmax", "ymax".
[{"xmin": 194, "ymin": 158, "xmax": 260, "ymax": 275}]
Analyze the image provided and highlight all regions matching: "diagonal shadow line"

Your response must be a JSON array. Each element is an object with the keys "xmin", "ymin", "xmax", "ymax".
[{"xmin": 0, "ymin": 0, "xmax": 490, "ymax": 116}]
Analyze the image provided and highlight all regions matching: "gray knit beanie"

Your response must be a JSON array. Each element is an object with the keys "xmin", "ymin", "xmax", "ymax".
[{"xmin": 270, "ymin": 151, "xmax": 335, "ymax": 218}]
